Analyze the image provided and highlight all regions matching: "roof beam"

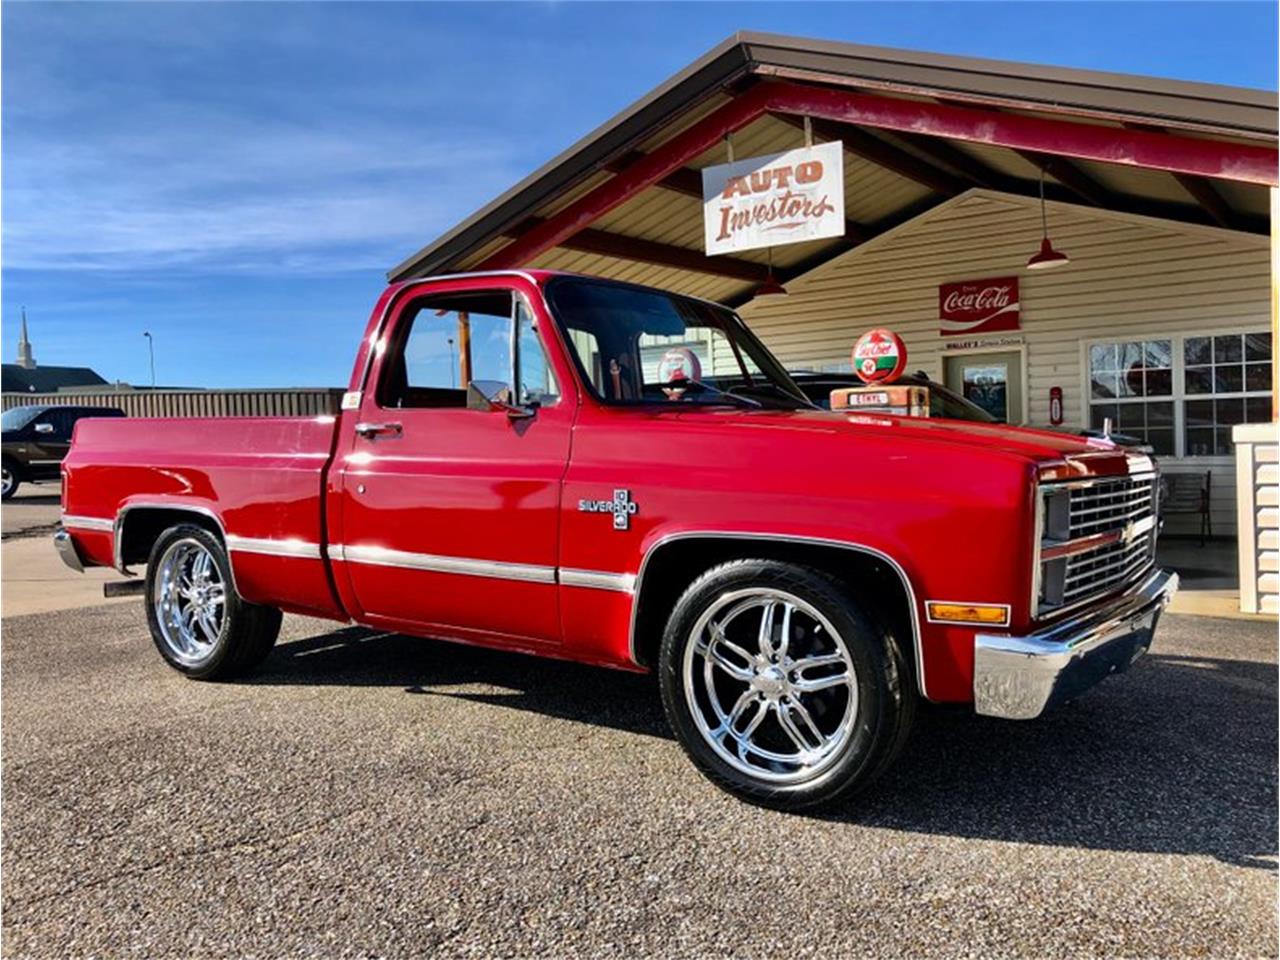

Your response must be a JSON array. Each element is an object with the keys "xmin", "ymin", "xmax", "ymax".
[
  {"xmin": 878, "ymin": 129, "xmax": 1019, "ymax": 192},
  {"xmin": 772, "ymin": 113, "xmax": 965, "ymax": 196},
  {"xmin": 602, "ymin": 151, "xmax": 704, "ymax": 199},
  {"xmin": 933, "ymin": 99, "xmax": 1112, "ymax": 208},
  {"xmin": 479, "ymin": 81, "xmax": 1278, "ymax": 271},
  {"xmin": 1168, "ymin": 172, "xmax": 1238, "ymax": 229},
  {"xmin": 507, "ymin": 217, "xmax": 766, "ymax": 281},
  {"xmin": 1124, "ymin": 122, "xmax": 1241, "ymax": 229},
  {"xmin": 1013, "ymin": 151, "xmax": 1110, "ymax": 206}
]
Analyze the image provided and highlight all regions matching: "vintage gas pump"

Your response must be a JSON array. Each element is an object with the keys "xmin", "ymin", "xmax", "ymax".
[{"xmin": 828, "ymin": 329, "xmax": 931, "ymax": 417}]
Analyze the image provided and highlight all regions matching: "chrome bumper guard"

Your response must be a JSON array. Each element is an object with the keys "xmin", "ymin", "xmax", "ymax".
[
  {"xmin": 973, "ymin": 568, "xmax": 1179, "ymax": 720},
  {"xmin": 53, "ymin": 529, "xmax": 85, "ymax": 574}
]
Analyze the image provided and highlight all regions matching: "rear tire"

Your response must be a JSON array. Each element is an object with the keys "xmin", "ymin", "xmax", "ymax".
[
  {"xmin": 658, "ymin": 559, "xmax": 914, "ymax": 811},
  {"xmin": 1, "ymin": 458, "xmax": 21, "ymax": 500},
  {"xmin": 145, "ymin": 524, "xmax": 282, "ymax": 680}
]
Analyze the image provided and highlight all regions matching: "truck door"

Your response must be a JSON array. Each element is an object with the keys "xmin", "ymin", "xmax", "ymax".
[
  {"xmin": 28, "ymin": 408, "xmax": 73, "ymax": 480},
  {"xmin": 332, "ymin": 280, "xmax": 574, "ymax": 647}
]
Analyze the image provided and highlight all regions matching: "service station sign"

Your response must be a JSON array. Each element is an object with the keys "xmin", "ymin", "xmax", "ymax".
[
  {"xmin": 702, "ymin": 141, "xmax": 845, "ymax": 256},
  {"xmin": 939, "ymin": 276, "xmax": 1020, "ymax": 336}
]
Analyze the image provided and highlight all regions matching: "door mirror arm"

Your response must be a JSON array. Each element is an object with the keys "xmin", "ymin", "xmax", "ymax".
[{"xmin": 466, "ymin": 382, "xmax": 536, "ymax": 420}]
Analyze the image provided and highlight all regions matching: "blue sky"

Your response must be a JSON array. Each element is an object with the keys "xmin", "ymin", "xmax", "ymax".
[{"xmin": 3, "ymin": 1, "xmax": 1276, "ymax": 388}]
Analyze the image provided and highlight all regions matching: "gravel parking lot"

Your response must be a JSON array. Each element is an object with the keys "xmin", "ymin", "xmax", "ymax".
[
  {"xmin": 2, "ymin": 600, "xmax": 1275, "ymax": 958},
  {"xmin": 1, "ymin": 488, "xmax": 61, "ymax": 541}
]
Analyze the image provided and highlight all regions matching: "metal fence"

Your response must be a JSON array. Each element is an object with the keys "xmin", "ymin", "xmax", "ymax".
[{"xmin": 1, "ymin": 389, "xmax": 344, "ymax": 418}]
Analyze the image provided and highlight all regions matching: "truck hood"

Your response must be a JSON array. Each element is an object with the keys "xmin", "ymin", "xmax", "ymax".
[{"xmin": 674, "ymin": 407, "xmax": 1139, "ymax": 475}]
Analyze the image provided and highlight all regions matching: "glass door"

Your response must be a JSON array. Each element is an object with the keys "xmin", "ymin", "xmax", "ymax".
[{"xmin": 943, "ymin": 350, "xmax": 1024, "ymax": 424}]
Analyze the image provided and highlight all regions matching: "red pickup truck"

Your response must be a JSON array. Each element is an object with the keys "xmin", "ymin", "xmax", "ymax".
[{"xmin": 56, "ymin": 270, "xmax": 1177, "ymax": 809}]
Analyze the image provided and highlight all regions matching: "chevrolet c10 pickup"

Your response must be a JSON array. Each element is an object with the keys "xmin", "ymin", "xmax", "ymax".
[{"xmin": 56, "ymin": 270, "xmax": 1178, "ymax": 809}]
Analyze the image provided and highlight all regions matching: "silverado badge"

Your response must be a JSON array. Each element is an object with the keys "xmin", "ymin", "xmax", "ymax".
[{"xmin": 579, "ymin": 489, "xmax": 638, "ymax": 531}]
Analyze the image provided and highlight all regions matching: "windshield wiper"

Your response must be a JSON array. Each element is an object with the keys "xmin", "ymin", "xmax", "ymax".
[
  {"xmin": 661, "ymin": 378, "xmax": 763, "ymax": 408},
  {"xmin": 728, "ymin": 380, "xmax": 813, "ymax": 409}
]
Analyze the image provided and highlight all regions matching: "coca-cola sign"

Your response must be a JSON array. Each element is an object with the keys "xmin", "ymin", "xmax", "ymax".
[{"xmin": 939, "ymin": 276, "xmax": 1020, "ymax": 336}]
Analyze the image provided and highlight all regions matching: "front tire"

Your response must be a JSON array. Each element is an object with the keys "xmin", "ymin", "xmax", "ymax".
[
  {"xmin": 1, "ymin": 458, "xmax": 21, "ymax": 500},
  {"xmin": 658, "ymin": 559, "xmax": 913, "ymax": 810},
  {"xmin": 145, "ymin": 524, "xmax": 282, "ymax": 679}
]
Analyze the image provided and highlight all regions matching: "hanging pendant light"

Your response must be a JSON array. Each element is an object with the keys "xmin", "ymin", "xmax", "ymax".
[
  {"xmin": 1026, "ymin": 169, "xmax": 1070, "ymax": 270},
  {"xmin": 754, "ymin": 247, "xmax": 788, "ymax": 299}
]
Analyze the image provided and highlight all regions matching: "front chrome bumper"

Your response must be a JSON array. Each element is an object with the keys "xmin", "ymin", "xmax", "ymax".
[
  {"xmin": 973, "ymin": 568, "xmax": 1179, "ymax": 720},
  {"xmin": 53, "ymin": 529, "xmax": 85, "ymax": 573}
]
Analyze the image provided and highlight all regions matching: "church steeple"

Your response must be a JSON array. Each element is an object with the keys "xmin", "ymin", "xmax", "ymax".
[{"xmin": 16, "ymin": 308, "xmax": 35, "ymax": 370}]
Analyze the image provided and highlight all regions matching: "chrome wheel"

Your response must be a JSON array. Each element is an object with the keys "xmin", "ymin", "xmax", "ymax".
[
  {"xmin": 153, "ymin": 537, "xmax": 226, "ymax": 666},
  {"xmin": 682, "ymin": 587, "xmax": 859, "ymax": 785},
  {"xmin": 1, "ymin": 465, "xmax": 13, "ymax": 497}
]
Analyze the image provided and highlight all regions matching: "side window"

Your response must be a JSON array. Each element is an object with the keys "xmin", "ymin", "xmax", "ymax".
[
  {"xmin": 380, "ymin": 290, "xmax": 557, "ymax": 410},
  {"xmin": 516, "ymin": 300, "xmax": 558, "ymax": 407},
  {"xmin": 55, "ymin": 410, "xmax": 78, "ymax": 439},
  {"xmin": 35, "ymin": 410, "xmax": 69, "ymax": 439}
]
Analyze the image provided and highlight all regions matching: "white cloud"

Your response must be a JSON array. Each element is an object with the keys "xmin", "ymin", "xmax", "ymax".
[
  {"xmin": 2, "ymin": 5, "xmax": 538, "ymax": 276},
  {"xmin": 4, "ymin": 117, "xmax": 525, "ymax": 273}
]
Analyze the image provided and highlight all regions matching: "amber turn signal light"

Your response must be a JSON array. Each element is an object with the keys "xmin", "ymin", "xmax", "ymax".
[{"xmin": 926, "ymin": 602, "xmax": 1011, "ymax": 627}]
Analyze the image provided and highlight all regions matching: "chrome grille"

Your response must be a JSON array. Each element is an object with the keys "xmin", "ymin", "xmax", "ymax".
[
  {"xmin": 1036, "ymin": 472, "xmax": 1159, "ymax": 616},
  {"xmin": 1067, "ymin": 476, "xmax": 1156, "ymax": 539},
  {"xmin": 1060, "ymin": 532, "xmax": 1154, "ymax": 605}
]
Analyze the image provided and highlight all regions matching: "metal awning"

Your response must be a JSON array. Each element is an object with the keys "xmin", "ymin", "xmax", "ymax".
[{"xmin": 389, "ymin": 31, "xmax": 1277, "ymax": 307}]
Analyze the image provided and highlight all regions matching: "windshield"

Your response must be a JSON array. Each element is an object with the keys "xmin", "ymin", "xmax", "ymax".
[
  {"xmin": 1, "ymin": 407, "xmax": 42, "ymax": 431},
  {"xmin": 544, "ymin": 278, "xmax": 810, "ymax": 410}
]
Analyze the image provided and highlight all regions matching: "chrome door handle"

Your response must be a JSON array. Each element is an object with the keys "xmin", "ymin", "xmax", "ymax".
[{"xmin": 354, "ymin": 421, "xmax": 403, "ymax": 439}]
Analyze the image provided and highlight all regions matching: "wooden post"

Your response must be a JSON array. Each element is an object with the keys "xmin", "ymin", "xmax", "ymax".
[
  {"xmin": 458, "ymin": 311, "xmax": 472, "ymax": 388},
  {"xmin": 1272, "ymin": 186, "xmax": 1277, "ymax": 421}
]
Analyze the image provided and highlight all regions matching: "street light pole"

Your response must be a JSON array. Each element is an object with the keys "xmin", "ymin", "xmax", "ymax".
[{"xmin": 143, "ymin": 332, "xmax": 155, "ymax": 388}]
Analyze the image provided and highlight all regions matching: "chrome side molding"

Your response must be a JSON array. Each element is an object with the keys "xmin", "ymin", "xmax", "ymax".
[
  {"xmin": 559, "ymin": 568, "xmax": 636, "ymax": 592},
  {"xmin": 224, "ymin": 535, "xmax": 323, "ymax": 560},
  {"xmin": 330, "ymin": 543, "xmax": 557, "ymax": 584},
  {"xmin": 60, "ymin": 514, "xmax": 113, "ymax": 532}
]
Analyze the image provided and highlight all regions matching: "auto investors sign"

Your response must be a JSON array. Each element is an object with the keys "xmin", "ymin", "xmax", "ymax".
[{"xmin": 702, "ymin": 141, "xmax": 845, "ymax": 256}]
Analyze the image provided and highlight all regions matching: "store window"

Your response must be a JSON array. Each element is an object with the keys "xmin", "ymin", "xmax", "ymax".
[
  {"xmin": 1087, "ymin": 339, "xmax": 1174, "ymax": 454},
  {"xmin": 1183, "ymin": 333, "xmax": 1272, "ymax": 456},
  {"xmin": 1087, "ymin": 330, "xmax": 1271, "ymax": 458}
]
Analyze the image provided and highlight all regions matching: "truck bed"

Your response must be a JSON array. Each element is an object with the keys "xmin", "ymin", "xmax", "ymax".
[{"xmin": 61, "ymin": 415, "xmax": 344, "ymax": 619}]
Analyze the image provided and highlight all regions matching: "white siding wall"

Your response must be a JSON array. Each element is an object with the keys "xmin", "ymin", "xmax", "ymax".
[
  {"xmin": 741, "ymin": 190, "xmax": 1271, "ymax": 536},
  {"xmin": 1234, "ymin": 423, "xmax": 1280, "ymax": 614}
]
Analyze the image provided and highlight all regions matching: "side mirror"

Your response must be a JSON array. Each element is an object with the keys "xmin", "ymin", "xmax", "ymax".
[
  {"xmin": 34, "ymin": 422, "xmax": 54, "ymax": 435},
  {"xmin": 466, "ymin": 382, "xmax": 536, "ymax": 420}
]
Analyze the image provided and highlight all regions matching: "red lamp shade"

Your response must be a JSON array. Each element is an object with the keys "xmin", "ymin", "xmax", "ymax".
[
  {"xmin": 1026, "ymin": 236, "xmax": 1070, "ymax": 270},
  {"xmin": 754, "ymin": 274, "xmax": 788, "ymax": 298}
]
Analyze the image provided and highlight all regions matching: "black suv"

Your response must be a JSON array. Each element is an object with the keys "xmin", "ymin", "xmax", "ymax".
[{"xmin": 1, "ymin": 405, "xmax": 125, "ymax": 500}]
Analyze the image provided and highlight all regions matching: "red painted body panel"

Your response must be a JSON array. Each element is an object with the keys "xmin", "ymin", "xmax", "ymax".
[
  {"xmin": 60, "ymin": 270, "xmax": 1141, "ymax": 704},
  {"xmin": 63, "ymin": 416, "xmax": 344, "ymax": 620},
  {"xmin": 558, "ymin": 405, "xmax": 1049, "ymax": 701}
]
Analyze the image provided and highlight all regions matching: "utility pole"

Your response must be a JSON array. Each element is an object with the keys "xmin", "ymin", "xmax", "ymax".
[{"xmin": 143, "ymin": 332, "xmax": 155, "ymax": 388}]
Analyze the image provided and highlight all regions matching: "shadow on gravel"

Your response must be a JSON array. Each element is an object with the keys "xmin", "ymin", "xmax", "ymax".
[
  {"xmin": 251, "ymin": 626, "xmax": 1277, "ymax": 869},
  {"xmin": 4, "ymin": 494, "xmax": 60, "ymax": 506}
]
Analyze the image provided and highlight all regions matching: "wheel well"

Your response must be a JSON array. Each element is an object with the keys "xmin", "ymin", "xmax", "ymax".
[
  {"xmin": 117, "ymin": 508, "xmax": 224, "ymax": 568},
  {"xmin": 631, "ymin": 536, "xmax": 917, "ymax": 677}
]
